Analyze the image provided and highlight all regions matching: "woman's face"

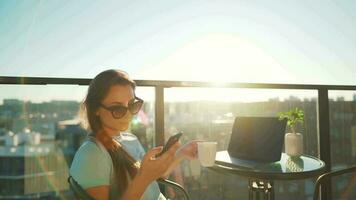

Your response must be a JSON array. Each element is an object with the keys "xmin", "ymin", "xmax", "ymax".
[{"xmin": 96, "ymin": 84, "xmax": 135, "ymax": 136}]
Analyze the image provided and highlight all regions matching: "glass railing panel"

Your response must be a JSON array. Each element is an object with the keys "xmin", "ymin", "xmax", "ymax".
[
  {"xmin": 0, "ymin": 85, "xmax": 87, "ymax": 198},
  {"xmin": 131, "ymin": 87, "xmax": 156, "ymax": 150},
  {"xmin": 164, "ymin": 87, "xmax": 318, "ymax": 199},
  {"xmin": 329, "ymin": 91, "xmax": 356, "ymax": 199},
  {"xmin": 331, "ymin": 174, "xmax": 356, "ymax": 199}
]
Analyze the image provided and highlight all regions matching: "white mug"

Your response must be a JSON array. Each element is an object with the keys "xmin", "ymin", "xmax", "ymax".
[{"xmin": 197, "ymin": 142, "xmax": 217, "ymax": 167}]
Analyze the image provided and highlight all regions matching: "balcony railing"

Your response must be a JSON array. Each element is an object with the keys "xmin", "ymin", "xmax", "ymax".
[{"xmin": 1, "ymin": 76, "xmax": 356, "ymax": 199}]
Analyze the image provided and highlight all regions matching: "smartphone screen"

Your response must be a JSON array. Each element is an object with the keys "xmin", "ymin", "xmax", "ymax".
[{"xmin": 157, "ymin": 132, "xmax": 183, "ymax": 157}]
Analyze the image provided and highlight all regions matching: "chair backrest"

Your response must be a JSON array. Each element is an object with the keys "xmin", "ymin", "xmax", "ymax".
[
  {"xmin": 313, "ymin": 165, "xmax": 356, "ymax": 200},
  {"xmin": 68, "ymin": 176, "xmax": 95, "ymax": 200},
  {"xmin": 157, "ymin": 178, "xmax": 190, "ymax": 200}
]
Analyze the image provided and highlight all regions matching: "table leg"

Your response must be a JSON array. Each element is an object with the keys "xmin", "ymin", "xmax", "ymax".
[
  {"xmin": 248, "ymin": 179, "xmax": 275, "ymax": 200},
  {"xmin": 269, "ymin": 181, "xmax": 274, "ymax": 200},
  {"xmin": 249, "ymin": 179, "xmax": 253, "ymax": 199}
]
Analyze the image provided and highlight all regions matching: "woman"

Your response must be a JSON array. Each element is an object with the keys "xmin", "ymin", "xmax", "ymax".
[{"xmin": 70, "ymin": 69, "xmax": 198, "ymax": 200}]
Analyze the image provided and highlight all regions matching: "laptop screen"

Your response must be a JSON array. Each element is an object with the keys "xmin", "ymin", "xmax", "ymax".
[{"xmin": 228, "ymin": 117, "xmax": 287, "ymax": 162}]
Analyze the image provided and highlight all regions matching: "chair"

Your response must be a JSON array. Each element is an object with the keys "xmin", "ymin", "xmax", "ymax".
[
  {"xmin": 313, "ymin": 165, "xmax": 356, "ymax": 200},
  {"xmin": 157, "ymin": 178, "xmax": 190, "ymax": 200},
  {"xmin": 68, "ymin": 176, "xmax": 190, "ymax": 200},
  {"xmin": 68, "ymin": 176, "xmax": 95, "ymax": 200}
]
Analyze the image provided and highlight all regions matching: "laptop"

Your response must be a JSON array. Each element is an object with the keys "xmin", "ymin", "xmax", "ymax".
[{"xmin": 215, "ymin": 117, "xmax": 287, "ymax": 168}]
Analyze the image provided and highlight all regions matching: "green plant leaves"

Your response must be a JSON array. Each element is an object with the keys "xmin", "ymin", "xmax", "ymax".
[{"xmin": 278, "ymin": 108, "xmax": 304, "ymax": 134}]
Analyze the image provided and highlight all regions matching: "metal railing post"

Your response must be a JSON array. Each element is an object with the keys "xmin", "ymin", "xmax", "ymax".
[
  {"xmin": 317, "ymin": 89, "xmax": 332, "ymax": 200},
  {"xmin": 155, "ymin": 86, "xmax": 165, "ymax": 146}
]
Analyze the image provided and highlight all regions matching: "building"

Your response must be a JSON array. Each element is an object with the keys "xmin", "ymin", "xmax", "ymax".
[{"xmin": 0, "ymin": 129, "xmax": 70, "ymax": 199}]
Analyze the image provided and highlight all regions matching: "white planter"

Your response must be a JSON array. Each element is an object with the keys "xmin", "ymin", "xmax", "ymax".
[{"xmin": 285, "ymin": 132, "xmax": 303, "ymax": 157}]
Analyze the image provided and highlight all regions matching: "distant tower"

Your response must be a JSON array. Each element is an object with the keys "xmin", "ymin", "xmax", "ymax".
[
  {"xmin": 336, "ymin": 96, "xmax": 345, "ymax": 101},
  {"xmin": 350, "ymin": 103, "xmax": 356, "ymax": 162}
]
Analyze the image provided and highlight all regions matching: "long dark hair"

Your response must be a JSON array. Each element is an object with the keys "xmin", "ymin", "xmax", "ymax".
[{"xmin": 80, "ymin": 69, "xmax": 140, "ymax": 194}]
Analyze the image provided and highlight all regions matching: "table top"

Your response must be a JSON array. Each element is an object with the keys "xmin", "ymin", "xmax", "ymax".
[{"xmin": 209, "ymin": 151, "xmax": 326, "ymax": 180}]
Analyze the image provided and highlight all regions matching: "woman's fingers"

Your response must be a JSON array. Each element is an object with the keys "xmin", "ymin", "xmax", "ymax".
[
  {"xmin": 157, "ymin": 142, "xmax": 180, "ymax": 163},
  {"xmin": 143, "ymin": 146, "xmax": 163, "ymax": 161},
  {"xmin": 167, "ymin": 141, "xmax": 180, "ymax": 155}
]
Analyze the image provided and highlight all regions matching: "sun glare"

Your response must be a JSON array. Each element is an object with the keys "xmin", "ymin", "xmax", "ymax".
[
  {"xmin": 142, "ymin": 34, "xmax": 292, "ymax": 83},
  {"xmin": 138, "ymin": 34, "xmax": 298, "ymax": 102},
  {"xmin": 163, "ymin": 88, "xmax": 317, "ymax": 103}
]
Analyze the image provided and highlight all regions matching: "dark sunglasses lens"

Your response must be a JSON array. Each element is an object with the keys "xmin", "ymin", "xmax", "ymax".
[
  {"xmin": 129, "ymin": 100, "xmax": 143, "ymax": 114},
  {"xmin": 112, "ymin": 106, "xmax": 128, "ymax": 118}
]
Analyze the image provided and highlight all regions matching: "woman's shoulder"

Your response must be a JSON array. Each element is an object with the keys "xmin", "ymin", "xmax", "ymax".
[
  {"xmin": 77, "ymin": 138, "xmax": 105, "ymax": 155},
  {"xmin": 70, "ymin": 138, "xmax": 113, "ymax": 188},
  {"xmin": 71, "ymin": 138, "xmax": 111, "ymax": 165}
]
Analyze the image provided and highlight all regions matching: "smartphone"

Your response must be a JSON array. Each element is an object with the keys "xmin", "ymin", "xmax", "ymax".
[{"xmin": 157, "ymin": 132, "xmax": 183, "ymax": 157}]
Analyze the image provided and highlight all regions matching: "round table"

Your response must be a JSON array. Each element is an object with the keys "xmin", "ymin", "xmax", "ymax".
[{"xmin": 208, "ymin": 151, "xmax": 326, "ymax": 200}]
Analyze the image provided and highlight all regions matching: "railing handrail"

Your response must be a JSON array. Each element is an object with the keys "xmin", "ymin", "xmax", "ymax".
[{"xmin": 1, "ymin": 76, "xmax": 356, "ymax": 90}]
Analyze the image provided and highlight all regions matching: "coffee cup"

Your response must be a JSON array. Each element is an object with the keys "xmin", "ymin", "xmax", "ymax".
[{"xmin": 197, "ymin": 142, "xmax": 217, "ymax": 167}]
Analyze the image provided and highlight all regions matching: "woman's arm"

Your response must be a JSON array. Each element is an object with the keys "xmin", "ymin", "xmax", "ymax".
[
  {"xmin": 84, "ymin": 167, "xmax": 151, "ymax": 200},
  {"xmin": 84, "ymin": 162, "xmax": 160, "ymax": 200},
  {"xmin": 85, "ymin": 144, "xmax": 179, "ymax": 200},
  {"xmin": 120, "ymin": 172, "xmax": 151, "ymax": 200},
  {"xmin": 122, "ymin": 144, "xmax": 180, "ymax": 200},
  {"xmin": 85, "ymin": 176, "xmax": 149, "ymax": 200}
]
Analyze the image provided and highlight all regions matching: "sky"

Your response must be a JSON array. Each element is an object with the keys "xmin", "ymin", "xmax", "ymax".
[{"xmin": 1, "ymin": 0, "xmax": 356, "ymax": 102}]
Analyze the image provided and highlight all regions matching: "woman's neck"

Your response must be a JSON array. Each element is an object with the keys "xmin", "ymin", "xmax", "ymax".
[
  {"xmin": 95, "ymin": 129, "xmax": 122, "ymax": 150},
  {"xmin": 102, "ymin": 125, "xmax": 122, "ymax": 138}
]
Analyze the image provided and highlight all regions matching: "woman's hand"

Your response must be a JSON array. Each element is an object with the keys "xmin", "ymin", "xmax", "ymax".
[
  {"xmin": 137, "ymin": 142, "xmax": 180, "ymax": 184},
  {"xmin": 177, "ymin": 140, "xmax": 200, "ymax": 160},
  {"xmin": 121, "ymin": 144, "xmax": 180, "ymax": 200}
]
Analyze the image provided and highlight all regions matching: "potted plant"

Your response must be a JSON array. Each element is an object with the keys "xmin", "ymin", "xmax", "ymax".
[{"xmin": 278, "ymin": 108, "xmax": 304, "ymax": 157}]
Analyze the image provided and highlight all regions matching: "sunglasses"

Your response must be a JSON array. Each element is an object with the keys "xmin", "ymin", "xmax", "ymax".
[{"xmin": 100, "ymin": 96, "xmax": 144, "ymax": 119}]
